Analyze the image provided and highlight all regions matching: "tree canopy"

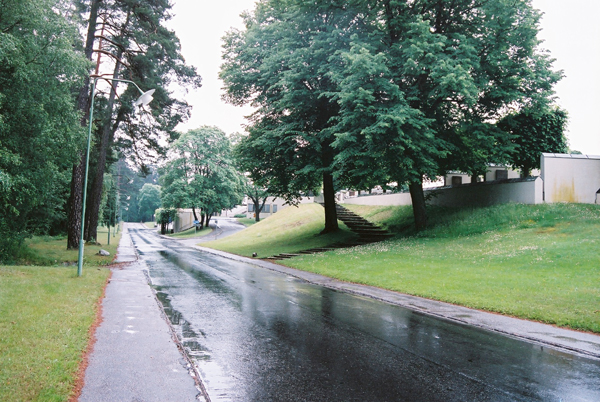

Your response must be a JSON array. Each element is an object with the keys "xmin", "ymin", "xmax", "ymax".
[
  {"xmin": 0, "ymin": 0, "xmax": 89, "ymax": 259},
  {"xmin": 498, "ymin": 107, "xmax": 568, "ymax": 177},
  {"xmin": 221, "ymin": 0, "xmax": 366, "ymax": 233},
  {"xmin": 77, "ymin": 0, "xmax": 202, "ymax": 244},
  {"xmin": 159, "ymin": 126, "xmax": 245, "ymax": 228},
  {"xmin": 222, "ymin": 0, "xmax": 564, "ymax": 231},
  {"xmin": 137, "ymin": 183, "xmax": 161, "ymax": 222}
]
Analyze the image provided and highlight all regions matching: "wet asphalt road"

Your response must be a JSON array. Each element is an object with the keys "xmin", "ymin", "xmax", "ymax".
[{"xmin": 130, "ymin": 227, "xmax": 600, "ymax": 402}]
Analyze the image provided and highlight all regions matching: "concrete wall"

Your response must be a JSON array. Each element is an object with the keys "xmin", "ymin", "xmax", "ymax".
[
  {"xmin": 427, "ymin": 177, "xmax": 542, "ymax": 208},
  {"xmin": 246, "ymin": 196, "xmax": 314, "ymax": 219},
  {"xmin": 174, "ymin": 209, "xmax": 194, "ymax": 233},
  {"xmin": 342, "ymin": 178, "xmax": 542, "ymax": 208},
  {"xmin": 541, "ymin": 153, "xmax": 600, "ymax": 204},
  {"xmin": 343, "ymin": 192, "xmax": 412, "ymax": 206}
]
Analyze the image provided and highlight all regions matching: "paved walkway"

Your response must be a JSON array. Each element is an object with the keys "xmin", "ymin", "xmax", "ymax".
[{"xmin": 79, "ymin": 223, "xmax": 202, "ymax": 402}]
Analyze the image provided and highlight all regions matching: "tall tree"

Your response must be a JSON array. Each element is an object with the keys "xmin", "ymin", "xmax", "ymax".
[
  {"xmin": 498, "ymin": 107, "xmax": 568, "ymax": 177},
  {"xmin": 160, "ymin": 126, "xmax": 245, "ymax": 228},
  {"xmin": 67, "ymin": 0, "xmax": 202, "ymax": 246},
  {"xmin": 137, "ymin": 183, "xmax": 161, "ymax": 222},
  {"xmin": 0, "ymin": 0, "xmax": 89, "ymax": 259},
  {"xmin": 221, "ymin": 0, "xmax": 362, "ymax": 233},
  {"xmin": 329, "ymin": 0, "xmax": 562, "ymax": 230},
  {"xmin": 67, "ymin": 0, "xmax": 102, "ymax": 249}
]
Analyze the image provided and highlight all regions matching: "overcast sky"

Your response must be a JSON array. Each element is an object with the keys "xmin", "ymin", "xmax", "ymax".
[{"xmin": 167, "ymin": 0, "xmax": 600, "ymax": 155}]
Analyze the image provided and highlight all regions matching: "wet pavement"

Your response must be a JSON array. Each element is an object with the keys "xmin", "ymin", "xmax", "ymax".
[
  {"xmin": 79, "ymin": 224, "xmax": 202, "ymax": 402},
  {"xmin": 128, "ymin": 226, "xmax": 600, "ymax": 401}
]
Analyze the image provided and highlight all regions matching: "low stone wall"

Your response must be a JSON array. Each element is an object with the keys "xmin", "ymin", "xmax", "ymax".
[{"xmin": 342, "ymin": 177, "xmax": 542, "ymax": 208}]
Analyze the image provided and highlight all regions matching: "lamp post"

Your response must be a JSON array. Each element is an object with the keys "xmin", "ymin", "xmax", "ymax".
[{"xmin": 77, "ymin": 76, "xmax": 155, "ymax": 277}]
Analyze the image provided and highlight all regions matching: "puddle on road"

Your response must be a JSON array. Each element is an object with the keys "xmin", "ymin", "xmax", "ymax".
[{"xmin": 154, "ymin": 287, "xmax": 211, "ymax": 363}]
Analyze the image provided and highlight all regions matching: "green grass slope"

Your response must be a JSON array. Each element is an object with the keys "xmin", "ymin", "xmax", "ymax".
[
  {"xmin": 204, "ymin": 203, "xmax": 356, "ymax": 258},
  {"xmin": 208, "ymin": 202, "xmax": 600, "ymax": 333}
]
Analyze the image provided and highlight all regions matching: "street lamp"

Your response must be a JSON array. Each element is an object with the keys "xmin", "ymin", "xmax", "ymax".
[{"xmin": 77, "ymin": 76, "xmax": 155, "ymax": 277}]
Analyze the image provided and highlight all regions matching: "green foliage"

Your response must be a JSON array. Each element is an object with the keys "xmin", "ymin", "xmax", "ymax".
[
  {"xmin": 100, "ymin": 173, "xmax": 119, "ymax": 228},
  {"xmin": 221, "ymin": 1, "xmax": 363, "ymax": 231},
  {"xmin": 498, "ymin": 107, "xmax": 568, "ymax": 176},
  {"xmin": 329, "ymin": 0, "xmax": 562, "ymax": 226},
  {"xmin": 110, "ymin": 159, "xmax": 159, "ymax": 222},
  {"xmin": 137, "ymin": 183, "xmax": 161, "ymax": 222},
  {"xmin": 0, "ymin": 0, "xmax": 90, "ymax": 260},
  {"xmin": 82, "ymin": 0, "xmax": 203, "ymax": 166},
  {"xmin": 160, "ymin": 126, "xmax": 245, "ymax": 217},
  {"xmin": 155, "ymin": 207, "xmax": 177, "ymax": 235},
  {"xmin": 222, "ymin": 0, "xmax": 563, "ymax": 231}
]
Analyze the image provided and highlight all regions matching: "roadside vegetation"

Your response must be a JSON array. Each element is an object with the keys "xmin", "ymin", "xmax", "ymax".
[
  {"xmin": 236, "ymin": 217, "xmax": 258, "ymax": 227},
  {"xmin": 166, "ymin": 226, "xmax": 212, "ymax": 239},
  {"xmin": 0, "ymin": 228, "xmax": 117, "ymax": 401},
  {"xmin": 205, "ymin": 203, "xmax": 356, "ymax": 258},
  {"xmin": 205, "ymin": 203, "xmax": 600, "ymax": 333},
  {"xmin": 18, "ymin": 226, "xmax": 122, "ymax": 267}
]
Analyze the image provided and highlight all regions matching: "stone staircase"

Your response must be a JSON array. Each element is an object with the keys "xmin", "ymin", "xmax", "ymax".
[{"xmin": 267, "ymin": 203, "xmax": 393, "ymax": 260}]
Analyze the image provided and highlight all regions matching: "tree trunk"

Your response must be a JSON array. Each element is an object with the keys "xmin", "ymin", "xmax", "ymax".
[
  {"xmin": 85, "ymin": 51, "xmax": 124, "ymax": 242},
  {"xmin": 321, "ymin": 171, "xmax": 338, "ymax": 234},
  {"xmin": 66, "ymin": 0, "xmax": 102, "ymax": 249},
  {"xmin": 67, "ymin": 156, "xmax": 86, "ymax": 249},
  {"xmin": 205, "ymin": 213, "xmax": 212, "ymax": 227},
  {"xmin": 409, "ymin": 179, "xmax": 428, "ymax": 231},
  {"xmin": 192, "ymin": 206, "xmax": 199, "ymax": 221},
  {"xmin": 254, "ymin": 200, "xmax": 261, "ymax": 222}
]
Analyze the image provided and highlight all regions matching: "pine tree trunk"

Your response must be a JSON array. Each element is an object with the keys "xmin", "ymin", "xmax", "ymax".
[
  {"xmin": 409, "ymin": 180, "xmax": 428, "ymax": 231},
  {"xmin": 66, "ymin": 0, "xmax": 102, "ymax": 249},
  {"xmin": 67, "ymin": 156, "xmax": 85, "ymax": 249},
  {"xmin": 85, "ymin": 57, "xmax": 123, "ymax": 242}
]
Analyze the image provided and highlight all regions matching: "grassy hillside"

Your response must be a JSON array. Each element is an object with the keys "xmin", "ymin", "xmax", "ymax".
[
  {"xmin": 204, "ymin": 203, "xmax": 357, "ymax": 258},
  {"xmin": 205, "ymin": 202, "xmax": 600, "ymax": 333}
]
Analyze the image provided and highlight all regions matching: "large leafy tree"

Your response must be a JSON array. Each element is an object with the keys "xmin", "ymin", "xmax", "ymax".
[
  {"xmin": 221, "ymin": 0, "xmax": 363, "ymax": 233},
  {"xmin": 160, "ymin": 126, "xmax": 245, "ymax": 228},
  {"xmin": 137, "ymin": 183, "xmax": 161, "ymax": 222},
  {"xmin": 498, "ymin": 107, "xmax": 568, "ymax": 177},
  {"xmin": 0, "ymin": 0, "xmax": 89, "ymax": 259},
  {"xmin": 329, "ymin": 0, "xmax": 562, "ymax": 230}
]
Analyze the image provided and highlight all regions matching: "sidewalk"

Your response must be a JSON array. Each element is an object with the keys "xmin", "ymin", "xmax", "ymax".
[{"xmin": 78, "ymin": 223, "xmax": 203, "ymax": 402}]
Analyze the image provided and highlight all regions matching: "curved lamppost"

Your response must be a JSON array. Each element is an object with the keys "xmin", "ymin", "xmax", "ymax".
[{"xmin": 77, "ymin": 76, "xmax": 155, "ymax": 277}]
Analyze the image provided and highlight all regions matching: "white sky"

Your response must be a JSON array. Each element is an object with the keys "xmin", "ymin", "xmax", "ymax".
[{"xmin": 168, "ymin": 0, "xmax": 600, "ymax": 155}]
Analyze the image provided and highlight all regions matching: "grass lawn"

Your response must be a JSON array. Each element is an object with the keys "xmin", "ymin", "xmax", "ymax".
[
  {"xmin": 236, "ymin": 217, "xmax": 258, "ymax": 227},
  {"xmin": 205, "ymin": 203, "xmax": 357, "ymax": 258},
  {"xmin": 21, "ymin": 225, "xmax": 122, "ymax": 266},
  {"xmin": 166, "ymin": 226, "xmax": 213, "ymax": 239},
  {"xmin": 0, "ymin": 265, "xmax": 110, "ymax": 401},
  {"xmin": 205, "ymin": 202, "xmax": 600, "ymax": 333},
  {"xmin": 0, "ymin": 228, "xmax": 121, "ymax": 401}
]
